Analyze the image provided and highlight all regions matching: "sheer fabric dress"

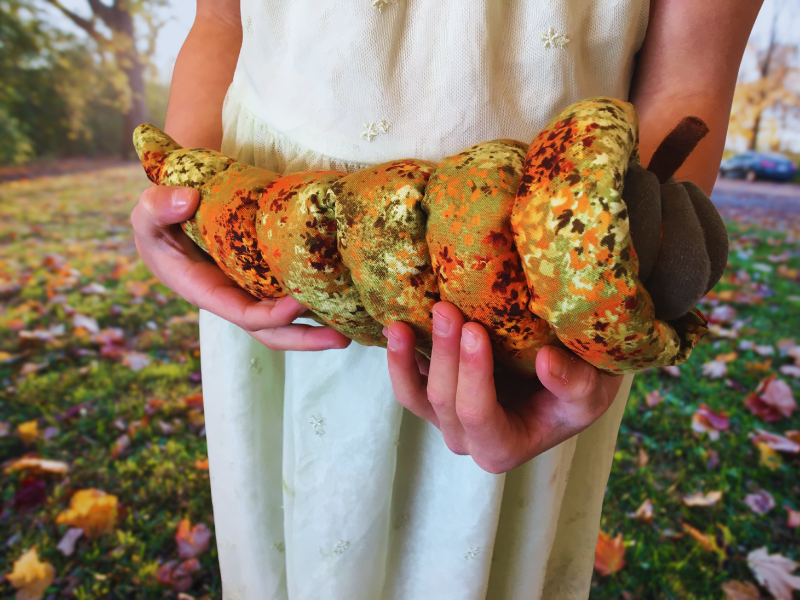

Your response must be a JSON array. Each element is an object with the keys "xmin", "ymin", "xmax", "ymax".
[{"xmin": 200, "ymin": 1, "xmax": 649, "ymax": 598}]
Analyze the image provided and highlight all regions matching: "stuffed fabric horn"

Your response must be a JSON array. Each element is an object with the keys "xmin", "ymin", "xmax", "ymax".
[{"xmin": 134, "ymin": 97, "xmax": 725, "ymax": 376}]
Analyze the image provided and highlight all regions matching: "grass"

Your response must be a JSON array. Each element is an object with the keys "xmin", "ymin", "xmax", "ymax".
[{"xmin": 0, "ymin": 165, "xmax": 798, "ymax": 598}]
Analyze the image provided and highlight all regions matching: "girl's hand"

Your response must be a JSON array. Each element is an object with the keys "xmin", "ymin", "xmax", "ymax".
[
  {"xmin": 385, "ymin": 301, "xmax": 623, "ymax": 474},
  {"xmin": 131, "ymin": 184, "xmax": 351, "ymax": 351}
]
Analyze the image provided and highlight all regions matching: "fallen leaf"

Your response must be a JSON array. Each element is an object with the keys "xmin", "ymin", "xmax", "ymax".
[
  {"xmin": 17, "ymin": 420, "xmax": 38, "ymax": 446},
  {"xmin": 749, "ymin": 430, "xmax": 800, "ymax": 454},
  {"xmin": 662, "ymin": 365, "xmax": 681, "ymax": 377},
  {"xmin": 785, "ymin": 506, "xmax": 800, "ymax": 528},
  {"xmin": 748, "ymin": 547, "xmax": 800, "ymax": 600},
  {"xmin": 746, "ymin": 377, "xmax": 798, "ymax": 422},
  {"xmin": 79, "ymin": 282, "xmax": 108, "ymax": 296},
  {"xmin": 682, "ymin": 523, "xmax": 724, "ymax": 555},
  {"xmin": 6, "ymin": 547, "xmax": 56, "ymax": 600},
  {"xmin": 175, "ymin": 519, "xmax": 212, "ymax": 559},
  {"xmin": 717, "ymin": 352, "xmax": 739, "ymax": 363},
  {"xmin": 745, "ymin": 490, "xmax": 776, "ymax": 515},
  {"xmin": 0, "ymin": 421, "xmax": 9, "ymax": 437},
  {"xmin": 19, "ymin": 362, "xmax": 46, "ymax": 376},
  {"xmin": 55, "ymin": 489, "xmax": 118, "ymax": 538},
  {"xmin": 757, "ymin": 442, "xmax": 784, "ymax": 471},
  {"xmin": 194, "ymin": 458, "xmax": 209, "ymax": 470},
  {"xmin": 777, "ymin": 339, "xmax": 797, "ymax": 355},
  {"xmin": 692, "ymin": 404, "xmax": 730, "ymax": 440},
  {"xmin": 707, "ymin": 449, "xmax": 721, "ymax": 469},
  {"xmin": 633, "ymin": 499, "xmax": 654, "ymax": 523},
  {"xmin": 10, "ymin": 478, "xmax": 47, "ymax": 510},
  {"xmin": 644, "ymin": 390, "xmax": 664, "ymax": 408},
  {"xmin": 780, "ymin": 365, "xmax": 800, "ymax": 378},
  {"xmin": 56, "ymin": 528, "xmax": 84, "ymax": 557},
  {"xmin": 702, "ymin": 360, "xmax": 728, "ymax": 379},
  {"xmin": 637, "ymin": 447, "xmax": 649, "ymax": 468},
  {"xmin": 4, "ymin": 457, "xmax": 69, "ymax": 476},
  {"xmin": 157, "ymin": 558, "xmax": 201, "ymax": 592},
  {"xmin": 683, "ymin": 491, "xmax": 723, "ymax": 507},
  {"xmin": 111, "ymin": 434, "xmax": 130, "ymax": 459},
  {"xmin": 709, "ymin": 305, "xmax": 738, "ymax": 323},
  {"xmin": 72, "ymin": 313, "xmax": 99, "ymax": 334},
  {"xmin": 746, "ymin": 360, "xmax": 773, "ymax": 373},
  {"xmin": 121, "ymin": 351, "xmax": 150, "ymax": 372},
  {"xmin": 721, "ymin": 580, "xmax": 761, "ymax": 600},
  {"xmin": 755, "ymin": 345, "xmax": 775, "ymax": 357},
  {"xmin": 594, "ymin": 530, "xmax": 625, "ymax": 576}
]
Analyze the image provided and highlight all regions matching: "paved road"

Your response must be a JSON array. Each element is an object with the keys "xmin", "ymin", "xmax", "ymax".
[{"xmin": 711, "ymin": 178, "xmax": 800, "ymax": 215}]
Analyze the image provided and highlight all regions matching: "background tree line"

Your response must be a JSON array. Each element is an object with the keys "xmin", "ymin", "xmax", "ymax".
[{"xmin": 0, "ymin": 0, "xmax": 168, "ymax": 165}]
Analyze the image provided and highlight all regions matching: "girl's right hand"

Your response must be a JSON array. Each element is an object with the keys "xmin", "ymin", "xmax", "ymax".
[{"xmin": 131, "ymin": 184, "xmax": 352, "ymax": 351}]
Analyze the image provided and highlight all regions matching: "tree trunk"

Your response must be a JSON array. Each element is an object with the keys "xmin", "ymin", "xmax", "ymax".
[
  {"xmin": 112, "ymin": 10, "xmax": 147, "ymax": 157},
  {"xmin": 749, "ymin": 110, "xmax": 763, "ymax": 151}
]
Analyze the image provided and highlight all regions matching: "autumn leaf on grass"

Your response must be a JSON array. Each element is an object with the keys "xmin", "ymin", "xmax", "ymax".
[
  {"xmin": 681, "ymin": 524, "xmax": 727, "ymax": 562},
  {"xmin": 121, "ymin": 351, "xmax": 150, "ymax": 372},
  {"xmin": 157, "ymin": 558, "xmax": 201, "ymax": 592},
  {"xmin": 6, "ymin": 547, "xmax": 56, "ymax": 600},
  {"xmin": 111, "ymin": 434, "xmax": 130, "ymax": 459},
  {"xmin": 745, "ymin": 376, "xmax": 797, "ymax": 422},
  {"xmin": 17, "ymin": 420, "xmax": 38, "ymax": 446},
  {"xmin": 745, "ymin": 490, "xmax": 776, "ymax": 515},
  {"xmin": 56, "ymin": 528, "xmax": 83, "ymax": 557},
  {"xmin": 785, "ymin": 506, "xmax": 800, "ymax": 528},
  {"xmin": 644, "ymin": 390, "xmax": 664, "ymax": 408},
  {"xmin": 175, "ymin": 519, "xmax": 212, "ymax": 559},
  {"xmin": 683, "ymin": 491, "xmax": 723, "ymax": 507},
  {"xmin": 594, "ymin": 530, "xmax": 625, "ymax": 576},
  {"xmin": 749, "ymin": 429, "xmax": 800, "ymax": 454},
  {"xmin": 194, "ymin": 458, "xmax": 209, "ymax": 470},
  {"xmin": 709, "ymin": 305, "xmax": 738, "ymax": 323},
  {"xmin": 662, "ymin": 365, "xmax": 681, "ymax": 377},
  {"xmin": 756, "ymin": 442, "xmax": 784, "ymax": 470},
  {"xmin": 721, "ymin": 580, "xmax": 761, "ymax": 600},
  {"xmin": 10, "ymin": 478, "xmax": 47, "ymax": 510},
  {"xmin": 55, "ymin": 489, "xmax": 118, "ymax": 538},
  {"xmin": 629, "ymin": 499, "xmax": 654, "ymax": 524},
  {"xmin": 4, "ymin": 457, "xmax": 69, "ymax": 476},
  {"xmin": 691, "ymin": 404, "xmax": 730, "ymax": 440},
  {"xmin": 702, "ymin": 360, "xmax": 729, "ymax": 379},
  {"xmin": 748, "ymin": 547, "xmax": 800, "ymax": 600}
]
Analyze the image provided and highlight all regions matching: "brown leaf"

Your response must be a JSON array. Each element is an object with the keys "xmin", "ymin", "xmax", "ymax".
[
  {"xmin": 637, "ymin": 447, "xmax": 649, "ymax": 468},
  {"xmin": 594, "ymin": 530, "xmax": 625, "ymax": 576},
  {"xmin": 194, "ymin": 458, "xmax": 209, "ymax": 471},
  {"xmin": 55, "ymin": 488, "xmax": 118, "ymax": 538},
  {"xmin": 682, "ymin": 523, "xmax": 718, "ymax": 552},
  {"xmin": 175, "ymin": 519, "xmax": 212, "ymax": 559},
  {"xmin": 5, "ymin": 547, "xmax": 56, "ymax": 600},
  {"xmin": 721, "ymin": 580, "xmax": 761, "ymax": 600},
  {"xmin": 748, "ymin": 547, "xmax": 800, "ymax": 600}
]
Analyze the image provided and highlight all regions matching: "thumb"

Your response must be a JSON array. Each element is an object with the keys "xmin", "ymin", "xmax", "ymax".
[
  {"xmin": 535, "ymin": 345, "xmax": 614, "ymax": 409},
  {"xmin": 139, "ymin": 185, "xmax": 200, "ymax": 227}
]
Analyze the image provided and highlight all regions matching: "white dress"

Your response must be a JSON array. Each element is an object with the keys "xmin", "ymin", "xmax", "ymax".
[{"xmin": 200, "ymin": 2, "xmax": 648, "ymax": 598}]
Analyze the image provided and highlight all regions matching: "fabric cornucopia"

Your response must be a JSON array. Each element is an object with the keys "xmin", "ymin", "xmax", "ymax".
[{"xmin": 133, "ymin": 97, "xmax": 726, "ymax": 376}]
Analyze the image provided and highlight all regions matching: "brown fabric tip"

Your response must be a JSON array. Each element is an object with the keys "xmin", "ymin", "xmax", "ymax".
[{"xmin": 647, "ymin": 116, "xmax": 710, "ymax": 184}]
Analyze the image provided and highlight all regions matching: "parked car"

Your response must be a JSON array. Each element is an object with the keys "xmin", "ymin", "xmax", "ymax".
[{"xmin": 719, "ymin": 151, "xmax": 798, "ymax": 182}]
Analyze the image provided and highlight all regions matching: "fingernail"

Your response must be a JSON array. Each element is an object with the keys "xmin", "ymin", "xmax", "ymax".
[
  {"xmin": 548, "ymin": 347, "xmax": 570, "ymax": 380},
  {"xmin": 386, "ymin": 330, "xmax": 401, "ymax": 351},
  {"xmin": 170, "ymin": 189, "xmax": 189, "ymax": 208},
  {"xmin": 461, "ymin": 328, "xmax": 478, "ymax": 352},
  {"xmin": 382, "ymin": 327, "xmax": 389, "ymax": 338},
  {"xmin": 432, "ymin": 310, "xmax": 452, "ymax": 335}
]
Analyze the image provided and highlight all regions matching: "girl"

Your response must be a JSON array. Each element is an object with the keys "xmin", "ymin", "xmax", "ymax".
[{"xmin": 132, "ymin": 1, "xmax": 762, "ymax": 597}]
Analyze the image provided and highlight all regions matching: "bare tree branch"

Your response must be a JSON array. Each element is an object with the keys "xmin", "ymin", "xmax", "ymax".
[{"xmin": 41, "ymin": 0, "xmax": 107, "ymax": 46}]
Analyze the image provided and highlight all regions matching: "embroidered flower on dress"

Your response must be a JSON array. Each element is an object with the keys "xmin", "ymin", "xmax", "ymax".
[
  {"xmin": 361, "ymin": 122, "xmax": 380, "ymax": 143},
  {"xmin": 309, "ymin": 415, "xmax": 325, "ymax": 436},
  {"xmin": 541, "ymin": 27, "xmax": 570, "ymax": 49},
  {"xmin": 249, "ymin": 357, "xmax": 263, "ymax": 374},
  {"xmin": 377, "ymin": 119, "xmax": 391, "ymax": 134},
  {"xmin": 465, "ymin": 547, "xmax": 481, "ymax": 560},
  {"xmin": 333, "ymin": 540, "xmax": 350, "ymax": 554},
  {"xmin": 371, "ymin": 0, "xmax": 396, "ymax": 12}
]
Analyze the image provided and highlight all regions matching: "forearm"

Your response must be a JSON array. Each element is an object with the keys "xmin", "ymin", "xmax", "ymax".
[
  {"xmin": 164, "ymin": 0, "xmax": 242, "ymax": 150},
  {"xmin": 629, "ymin": 0, "xmax": 764, "ymax": 194}
]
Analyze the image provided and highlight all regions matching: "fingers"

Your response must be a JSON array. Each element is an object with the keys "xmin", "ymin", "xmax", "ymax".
[
  {"xmin": 454, "ymin": 322, "xmax": 520, "ymax": 472},
  {"xmin": 426, "ymin": 304, "xmax": 468, "ymax": 453},
  {"xmin": 132, "ymin": 184, "xmax": 351, "ymax": 351},
  {"xmin": 386, "ymin": 322, "xmax": 439, "ymax": 427}
]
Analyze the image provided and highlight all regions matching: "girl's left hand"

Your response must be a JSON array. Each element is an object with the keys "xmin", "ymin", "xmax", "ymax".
[{"xmin": 385, "ymin": 301, "xmax": 624, "ymax": 474}]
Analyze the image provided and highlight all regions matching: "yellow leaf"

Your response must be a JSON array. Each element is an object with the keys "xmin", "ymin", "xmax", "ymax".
[
  {"xmin": 6, "ymin": 547, "xmax": 56, "ymax": 600},
  {"xmin": 758, "ymin": 441, "xmax": 783, "ymax": 471},
  {"xmin": 594, "ymin": 530, "xmax": 625, "ymax": 576},
  {"xmin": 17, "ymin": 420, "xmax": 38, "ymax": 446},
  {"xmin": 55, "ymin": 489, "xmax": 118, "ymax": 538}
]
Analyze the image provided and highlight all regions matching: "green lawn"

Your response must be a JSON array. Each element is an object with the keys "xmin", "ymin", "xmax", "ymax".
[{"xmin": 0, "ymin": 166, "xmax": 799, "ymax": 599}]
